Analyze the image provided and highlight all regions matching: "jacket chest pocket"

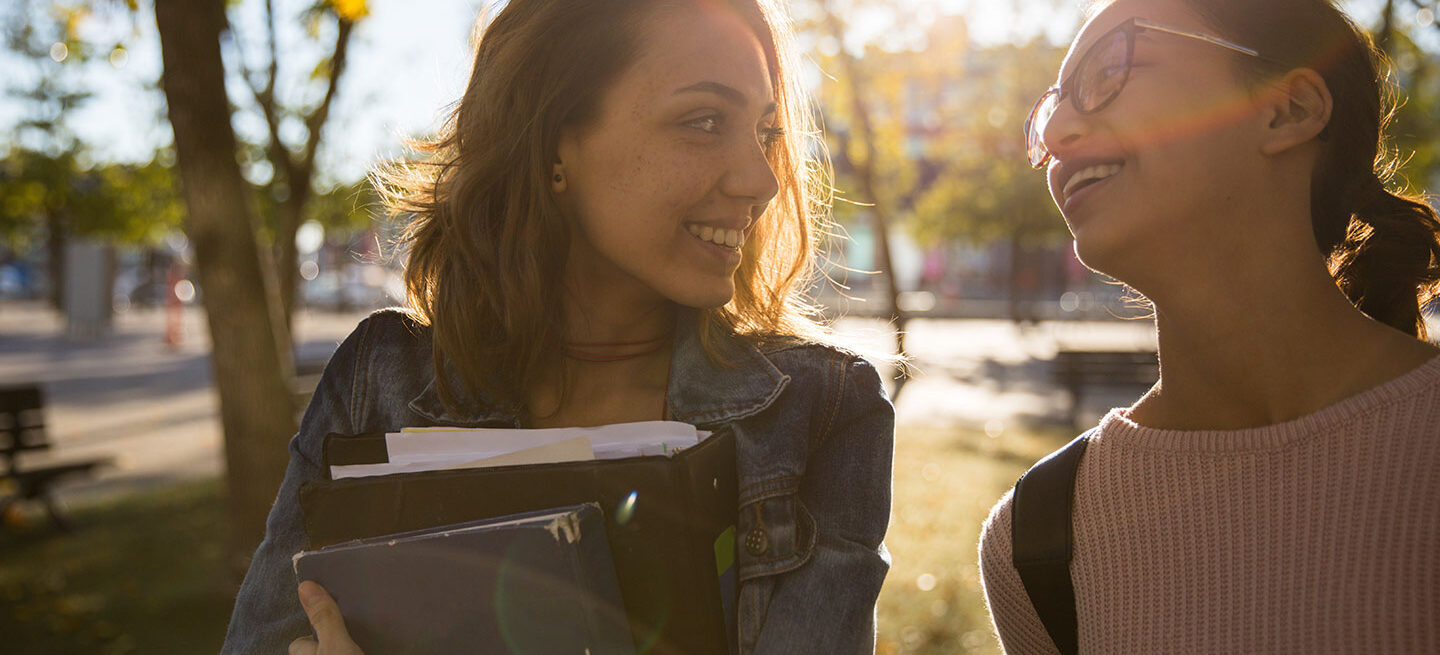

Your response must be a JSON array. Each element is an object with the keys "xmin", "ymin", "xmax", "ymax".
[{"xmin": 735, "ymin": 489, "xmax": 817, "ymax": 653}]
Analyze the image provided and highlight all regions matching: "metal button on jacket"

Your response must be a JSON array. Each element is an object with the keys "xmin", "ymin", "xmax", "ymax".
[
  {"xmin": 745, "ymin": 525, "xmax": 769, "ymax": 556},
  {"xmin": 745, "ymin": 502, "xmax": 770, "ymax": 556}
]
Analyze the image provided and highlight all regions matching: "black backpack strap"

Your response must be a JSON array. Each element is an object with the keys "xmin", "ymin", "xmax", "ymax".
[{"xmin": 1010, "ymin": 431, "xmax": 1092, "ymax": 655}]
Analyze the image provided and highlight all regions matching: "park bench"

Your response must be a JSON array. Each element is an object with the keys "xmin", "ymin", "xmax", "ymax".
[
  {"xmin": 1052, "ymin": 349, "xmax": 1159, "ymax": 430},
  {"xmin": 0, "ymin": 385, "xmax": 112, "ymax": 531}
]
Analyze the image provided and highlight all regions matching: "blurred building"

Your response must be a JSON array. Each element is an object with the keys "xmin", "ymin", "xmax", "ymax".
[{"xmin": 817, "ymin": 15, "xmax": 1122, "ymax": 320}]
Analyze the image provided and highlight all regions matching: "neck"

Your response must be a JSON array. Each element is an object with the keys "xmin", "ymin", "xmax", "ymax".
[
  {"xmin": 562, "ymin": 296, "xmax": 676, "ymax": 346},
  {"xmin": 525, "ymin": 260, "xmax": 679, "ymax": 426},
  {"xmin": 559, "ymin": 232, "xmax": 678, "ymax": 344},
  {"xmin": 1128, "ymin": 226, "xmax": 1437, "ymax": 430}
]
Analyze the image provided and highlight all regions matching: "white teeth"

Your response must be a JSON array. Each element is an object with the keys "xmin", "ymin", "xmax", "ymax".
[
  {"xmin": 685, "ymin": 223, "xmax": 743, "ymax": 249},
  {"xmin": 1063, "ymin": 163, "xmax": 1123, "ymax": 198}
]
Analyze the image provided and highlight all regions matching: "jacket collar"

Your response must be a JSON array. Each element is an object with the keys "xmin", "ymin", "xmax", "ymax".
[
  {"xmin": 665, "ymin": 309, "xmax": 790, "ymax": 428},
  {"xmin": 407, "ymin": 309, "xmax": 790, "ymax": 428},
  {"xmin": 406, "ymin": 360, "xmax": 521, "ymax": 427}
]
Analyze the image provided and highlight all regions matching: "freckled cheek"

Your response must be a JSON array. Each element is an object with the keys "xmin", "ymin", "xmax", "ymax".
[{"xmin": 631, "ymin": 152, "xmax": 716, "ymax": 222}]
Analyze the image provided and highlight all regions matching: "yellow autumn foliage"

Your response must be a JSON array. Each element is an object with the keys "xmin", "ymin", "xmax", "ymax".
[{"xmin": 328, "ymin": 0, "xmax": 368, "ymax": 22}]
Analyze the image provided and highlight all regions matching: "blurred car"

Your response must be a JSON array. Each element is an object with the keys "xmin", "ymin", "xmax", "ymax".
[{"xmin": 302, "ymin": 264, "xmax": 400, "ymax": 311}]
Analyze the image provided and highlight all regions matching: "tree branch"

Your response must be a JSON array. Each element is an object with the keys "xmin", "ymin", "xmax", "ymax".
[
  {"xmin": 236, "ymin": 0, "xmax": 293, "ymax": 186},
  {"xmin": 299, "ymin": 17, "xmax": 353, "ymax": 180},
  {"xmin": 817, "ymin": 0, "xmax": 911, "ymax": 388}
]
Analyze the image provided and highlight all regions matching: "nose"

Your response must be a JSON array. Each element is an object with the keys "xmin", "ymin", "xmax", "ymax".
[
  {"xmin": 722, "ymin": 137, "xmax": 781, "ymax": 209},
  {"xmin": 1041, "ymin": 96, "xmax": 1089, "ymax": 162}
]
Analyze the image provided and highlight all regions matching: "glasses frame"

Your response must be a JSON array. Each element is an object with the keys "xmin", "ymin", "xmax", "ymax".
[{"xmin": 1025, "ymin": 17, "xmax": 1263, "ymax": 169}]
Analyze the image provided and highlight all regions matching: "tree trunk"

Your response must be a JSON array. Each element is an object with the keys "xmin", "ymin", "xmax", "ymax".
[
  {"xmin": 334, "ymin": 236, "xmax": 351, "ymax": 313},
  {"xmin": 256, "ymin": 15, "xmax": 354, "ymax": 329},
  {"xmin": 820, "ymin": 6, "xmax": 910, "ymax": 396},
  {"xmin": 1007, "ymin": 233, "xmax": 1024, "ymax": 324},
  {"xmin": 154, "ymin": 0, "xmax": 298, "ymax": 580},
  {"xmin": 276, "ymin": 178, "xmax": 309, "ymax": 325},
  {"xmin": 1378, "ymin": 0, "xmax": 1395, "ymax": 54},
  {"xmin": 45, "ymin": 211, "xmax": 65, "ymax": 311}
]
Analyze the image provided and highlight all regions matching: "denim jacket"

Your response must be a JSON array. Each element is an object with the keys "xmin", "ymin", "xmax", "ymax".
[{"xmin": 220, "ymin": 308, "xmax": 894, "ymax": 654}]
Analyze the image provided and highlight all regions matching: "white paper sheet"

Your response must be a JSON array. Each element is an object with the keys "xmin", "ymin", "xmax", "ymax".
[
  {"xmin": 330, "ymin": 435, "xmax": 596, "ymax": 479},
  {"xmin": 386, "ymin": 420, "xmax": 708, "ymax": 463}
]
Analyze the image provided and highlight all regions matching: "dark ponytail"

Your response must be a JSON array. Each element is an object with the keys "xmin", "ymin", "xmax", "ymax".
[
  {"xmin": 1328, "ymin": 178, "xmax": 1440, "ymax": 339},
  {"xmin": 1177, "ymin": 0, "xmax": 1440, "ymax": 339}
]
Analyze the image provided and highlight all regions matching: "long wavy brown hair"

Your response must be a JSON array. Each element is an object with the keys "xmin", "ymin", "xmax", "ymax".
[{"xmin": 374, "ymin": 0, "xmax": 833, "ymax": 410}]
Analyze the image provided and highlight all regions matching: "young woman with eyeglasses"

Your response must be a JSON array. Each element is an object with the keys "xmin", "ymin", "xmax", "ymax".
[{"xmin": 979, "ymin": 0, "xmax": 1440, "ymax": 652}]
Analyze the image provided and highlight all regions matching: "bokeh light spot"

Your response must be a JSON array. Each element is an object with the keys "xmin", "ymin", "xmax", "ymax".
[
  {"xmin": 615, "ymin": 491, "xmax": 638, "ymax": 526},
  {"xmin": 987, "ymin": 106, "xmax": 1008, "ymax": 128},
  {"xmin": 296, "ymin": 220, "xmax": 325, "ymax": 255},
  {"xmin": 174, "ymin": 280, "xmax": 196, "ymax": 303},
  {"xmin": 108, "ymin": 46, "xmax": 129, "ymax": 69}
]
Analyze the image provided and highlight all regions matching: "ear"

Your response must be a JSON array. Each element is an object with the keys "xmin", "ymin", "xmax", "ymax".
[
  {"xmin": 1258, "ymin": 68, "xmax": 1332, "ymax": 156},
  {"xmin": 551, "ymin": 162, "xmax": 567, "ymax": 193},
  {"xmin": 554, "ymin": 127, "xmax": 582, "ymax": 194}
]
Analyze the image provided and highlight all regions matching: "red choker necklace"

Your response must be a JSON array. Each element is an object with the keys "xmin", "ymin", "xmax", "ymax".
[{"xmin": 563, "ymin": 333, "xmax": 673, "ymax": 362}]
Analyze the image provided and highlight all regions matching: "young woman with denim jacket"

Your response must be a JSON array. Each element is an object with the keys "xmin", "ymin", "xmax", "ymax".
[{"xmin": 219, "ymin": 0, "xmax": 894, "ymax": 653}]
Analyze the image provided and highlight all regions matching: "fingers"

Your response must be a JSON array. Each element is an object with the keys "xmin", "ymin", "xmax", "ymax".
[
  {"xmin": 297, "ymin": 581, "xmax": 364, "ymax": 655},
  {"xmin": 289, "ymin": 636, "xmax": 317, "ymax": 655}
]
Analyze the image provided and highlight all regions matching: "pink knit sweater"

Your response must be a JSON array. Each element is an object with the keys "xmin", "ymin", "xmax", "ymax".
[{"xmin": 979, "ymin": 356, "xmax": 1440, "ymax": 654}]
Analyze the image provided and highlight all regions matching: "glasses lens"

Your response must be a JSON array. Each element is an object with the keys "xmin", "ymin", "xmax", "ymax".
[
  {"xmin": 1026, "ymin": 89, "xmax": 1060, "ymax": 168},
  {"xmin": 1075, "ymin": 30, "xmax": 1131, "ymax": 112}
]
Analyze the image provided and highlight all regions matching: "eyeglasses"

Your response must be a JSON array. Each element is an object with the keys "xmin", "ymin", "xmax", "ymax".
[{"xmin": 1024, "ymin": 17, "xmax": 1263, "ymax": 169}]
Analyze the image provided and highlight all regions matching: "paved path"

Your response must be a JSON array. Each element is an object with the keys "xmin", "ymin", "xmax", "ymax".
[
  {"xmin": 0, "ymin": 301, "xmax": 1158, "ymax": 506},
  {"xmin": 0, "ymin": 303, "xmax": 364, "ymax": 505}
]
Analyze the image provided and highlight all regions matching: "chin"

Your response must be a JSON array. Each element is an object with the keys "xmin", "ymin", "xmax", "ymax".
[
  {"xmin": 665, "ymin": 280, "xmax": 736, "ymax": 310},
  {"xmin": 1070, "ymin": 224, "xmax": 1132, "ymax": 281},
  {"xmin": 1074, "ymin": 231, "xmax": 1177, "ymax": 300},
  {"xmin": 1070, "ymin": 235, "xmax": 1105, "ymax": 274},
  {"xmin": 677, "ymin": 291, "xmax": 736, "ymax": 310}
]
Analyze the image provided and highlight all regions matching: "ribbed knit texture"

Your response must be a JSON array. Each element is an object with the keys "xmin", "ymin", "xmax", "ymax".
[{"xmin": 979, "ymin": 356, "xmax": 1440, "ymax": 654}]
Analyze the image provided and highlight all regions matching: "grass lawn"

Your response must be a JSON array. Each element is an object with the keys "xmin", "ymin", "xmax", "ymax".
[
  {"xmin": 0, "ymin": 480, "xmax": 233, "ymax": 654},
  {"xmin": 0, "ymin": 421, "xmax": 1068, "ymax": 654},
  {"xmin": 875, "ymin": 421, "xmax": 1071, "ymax": 654}
]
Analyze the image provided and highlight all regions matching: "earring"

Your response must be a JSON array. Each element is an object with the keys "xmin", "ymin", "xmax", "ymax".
[
  {"xmin": 551, "ymin": 164, "xmax": 566, "ymax": 191},
  {"xmin": 553, "ymin": 173, "xmax": 563, "ymax": 183}
]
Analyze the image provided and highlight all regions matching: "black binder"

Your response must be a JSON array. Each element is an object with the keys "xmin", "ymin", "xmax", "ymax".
[
  {"xmin": 293, "ymin": 504, "xmax": 635, "ymax": 654},
  {"xmin": 299, "ymin": 428, "xmax": 739, "ymax": 655}
]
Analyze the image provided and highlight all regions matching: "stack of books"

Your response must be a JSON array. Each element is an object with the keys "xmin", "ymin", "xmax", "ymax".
[{"xmin": 293, "ymin": 421, "xmax": 738, "ymax": 655}]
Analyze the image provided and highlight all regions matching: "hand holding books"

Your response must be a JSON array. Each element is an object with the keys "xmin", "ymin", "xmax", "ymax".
[
  {"xmin": 290, "ymin": 581, "xmax": 365, "ymax": 655},
  {"xmin": 293, "ymin": 504, "xmax": 634, "ymax": 654},
  {"xmin": 294, "ymin": 422, "xmax": 738, "ymax": 655}
]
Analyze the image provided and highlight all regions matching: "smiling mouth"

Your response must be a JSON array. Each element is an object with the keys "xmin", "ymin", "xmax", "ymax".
[
  {"xmin": 1062, "ymin": 163, "xmax": 1124, "ymax": 200},
  {"xmin": 685, "ymin": 223, "xmax": 744, "ymax": 250}
]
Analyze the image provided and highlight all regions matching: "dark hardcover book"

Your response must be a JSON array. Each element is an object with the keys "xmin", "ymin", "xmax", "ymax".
[
  {"xmin": 299, "ymin": 429, "xmax": 739, "ymax": 655},
  {"xmin": 293, "ymin": 503, "xmax": 634, "ymax": 655}
]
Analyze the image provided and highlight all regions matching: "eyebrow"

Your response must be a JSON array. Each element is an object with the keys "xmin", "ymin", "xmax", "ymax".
[{"xmin": 675, "ymin": 81, "xmax": 778, "ymax": 116}]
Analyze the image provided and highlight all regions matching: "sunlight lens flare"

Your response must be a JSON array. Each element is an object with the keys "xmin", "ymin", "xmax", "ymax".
[{"xmin": 1026, "ymin": 18, "xmax": 1269, "ymax": 168}]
